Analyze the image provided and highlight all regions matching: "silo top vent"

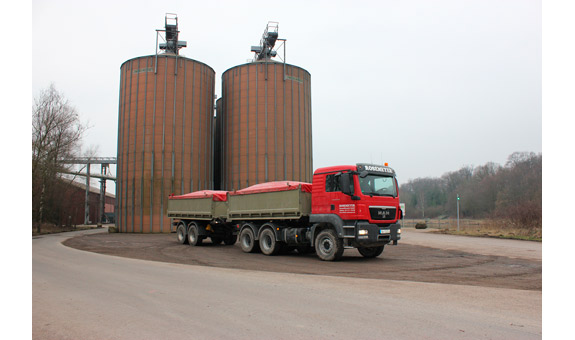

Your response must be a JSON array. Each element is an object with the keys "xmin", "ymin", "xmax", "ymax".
[{"xmin": 157, "ymin": 13, "xmax": 187, "ymax": 55}]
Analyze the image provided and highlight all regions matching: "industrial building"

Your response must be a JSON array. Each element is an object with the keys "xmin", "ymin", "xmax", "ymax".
[
  {"xmin": 116, "ymin": 15, "xmax": 312, "ymax": 233},
  {"xmin": 59, "ymin": 180, "xmax": 115, "ymax": 227}
]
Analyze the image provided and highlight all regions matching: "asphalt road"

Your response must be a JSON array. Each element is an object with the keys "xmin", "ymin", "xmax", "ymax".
[{"xmin": 33, "ymin": 229, "xmax": 542, "ymax": 339}]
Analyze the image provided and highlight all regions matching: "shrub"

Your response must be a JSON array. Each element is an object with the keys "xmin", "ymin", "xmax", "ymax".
[
  {"xmin": 496, "ymin": 200, "xmax": 541, "ymax": 229},
  {"xmin": 415, "ymin": 223, "xmax": 428, "ymax": 229}
]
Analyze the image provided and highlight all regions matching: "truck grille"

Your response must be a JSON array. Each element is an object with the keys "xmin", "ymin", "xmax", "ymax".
[{"xmin": 369, "ymin": 207, "xmax": 396, "ymax": 221}]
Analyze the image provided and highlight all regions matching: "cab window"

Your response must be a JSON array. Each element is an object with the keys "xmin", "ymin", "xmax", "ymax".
[
  {"xmin": 325, "ymin": 174, "xmax": 340, "ymax": 192},
  {"xmin": 325, "ymin": 174, "xmax": 354, "ymax": 193}
]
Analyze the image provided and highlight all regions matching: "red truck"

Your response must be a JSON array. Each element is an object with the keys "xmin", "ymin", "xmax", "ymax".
[{"xmin": 168, "ymin": 163, "xmax": 402, "ymax": 261}]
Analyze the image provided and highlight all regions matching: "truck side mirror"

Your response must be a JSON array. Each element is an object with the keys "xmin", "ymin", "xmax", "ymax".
[{"xmin": 338, "ymin": 173, "xmax": 354, "ymax": 196}]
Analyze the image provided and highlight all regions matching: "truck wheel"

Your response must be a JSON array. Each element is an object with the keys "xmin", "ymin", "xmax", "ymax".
[
  {"xmin": 315, "ymin": 229, "xmax": 344, "ymax": 261},
  {"xmin": 176, "ymin": 223, "xmax": 188, "ymax": 244},
  {"xmin": 259, "ymin": 228, "xmax": 281, "ymax": 256},
  {"xmin": 210, "ymin": 236, "xmax": 223, "ymax": 245},
  {"xmin": 239, "ymin": 227, "xmax": 260, "ymax": 253},
  {"xmin": 358, "ymin": 246, "xmax": 385, "ymax": 258},
  {"xmin": 187, "ymin": 223, "xmax": 203, "ymax": 246},
  {"xmin": 224, "ymin": 234, "xmax": 237, "ymax": 245}
]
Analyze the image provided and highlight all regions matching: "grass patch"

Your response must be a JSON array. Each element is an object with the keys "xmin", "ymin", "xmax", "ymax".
[
  {"xmin": 433, "ymin": 228, "xmax": 541, "ymax": 241},
  {"xmin": 402, "ymin": 218, "xmax": 542, "ymax": 241}
]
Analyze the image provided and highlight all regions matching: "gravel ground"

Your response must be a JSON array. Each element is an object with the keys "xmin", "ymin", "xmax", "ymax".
[{"xmin": 63, "ymin": 228, "xmax": 541, "ymax": 291}]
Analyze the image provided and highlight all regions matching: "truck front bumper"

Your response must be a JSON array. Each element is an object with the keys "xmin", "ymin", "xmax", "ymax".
[{"xmin": 352, "ymin": 222, "xmax": 401, "ymax": 247}]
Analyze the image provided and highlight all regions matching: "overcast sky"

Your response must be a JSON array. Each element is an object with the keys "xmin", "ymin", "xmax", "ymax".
[{"xmin": 31, "ymin": 0, "xmax": 542, "ymax": 188}]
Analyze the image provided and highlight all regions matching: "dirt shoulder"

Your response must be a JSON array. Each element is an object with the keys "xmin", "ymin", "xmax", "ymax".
[{"xmin": 63, "ymin": 230, "xmax": 541, "ymax": 291}]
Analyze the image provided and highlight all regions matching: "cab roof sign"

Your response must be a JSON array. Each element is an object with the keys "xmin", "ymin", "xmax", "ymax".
[{"xmin": 357, "ymin": 163, "xmax": 396, "ymax": 175}]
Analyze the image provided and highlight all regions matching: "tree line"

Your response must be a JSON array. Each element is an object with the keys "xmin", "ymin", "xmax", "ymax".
[
  {"xmin": 399, "ymin": 152, "xmax": 542, "ymax": 228},
  {"xmin": 32, "ymin": 84, "xmax": 88, "ymax": 232}
]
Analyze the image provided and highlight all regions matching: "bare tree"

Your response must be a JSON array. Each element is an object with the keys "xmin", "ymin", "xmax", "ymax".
[{"xmin": 32, "ymin": 84, "xmax": 87, "ymax": 233}]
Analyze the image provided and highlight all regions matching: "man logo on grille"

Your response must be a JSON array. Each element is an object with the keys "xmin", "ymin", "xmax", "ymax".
[{"xmin": 378, "ymin": 209, "xmax": 390, "ymax": 217}]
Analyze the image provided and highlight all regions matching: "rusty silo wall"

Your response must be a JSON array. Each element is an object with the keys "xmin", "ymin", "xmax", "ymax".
[
  {"xmin": 220, "ymin": 61, "xmax": 313, "ymax": 190},
  {"xmin": 117, "ymin": 54, "xmax": 215, "ymax": 233}
]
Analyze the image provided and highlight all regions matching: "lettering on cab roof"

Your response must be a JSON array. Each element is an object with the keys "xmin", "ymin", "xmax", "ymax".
[{"xmin": 357, "ymin": 163, "xmax": 395, "ymax": 175}]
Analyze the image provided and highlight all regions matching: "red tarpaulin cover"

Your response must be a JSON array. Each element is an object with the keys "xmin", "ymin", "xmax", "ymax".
[
  {"xmin": 169, "ymin": 190, "xmax": 228, "ymax": 202},
  {"xmin": 230, "ymin": 181, "xmax": 312, "ymax": 195}
]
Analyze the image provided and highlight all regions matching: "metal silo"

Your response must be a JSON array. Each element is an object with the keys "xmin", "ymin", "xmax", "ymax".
[
  {"xmin": 220, "ymin": 23, "xmax": 313, "ymax": 190},
  {"xmin": 116, "ymin": 14, "xmax": 215, "ymax": 232}
]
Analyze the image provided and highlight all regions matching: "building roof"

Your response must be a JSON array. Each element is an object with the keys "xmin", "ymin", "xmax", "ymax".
[{"xmin": 67, "ymin": 179, "xmax": 116, "ymax": 198}]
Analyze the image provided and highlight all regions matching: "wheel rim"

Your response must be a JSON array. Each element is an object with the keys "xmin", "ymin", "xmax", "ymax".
[
  {"xmin": 262, "ymin": 233, "xmax": 272, "ymax": 250},
  {"xmin": 190, "ymin": 228, "xmax": 197, "ymax": 243},
  {"xmin": 242, "ymin": 232, "xmax": 252, "ymax": 248},
  {"xmin": 320, "ymin": 237, "xmax": 333, "ymax": 254},
  {"xmin": 177, "ymin": 227, "xmax": 185, "ymax": 242}
]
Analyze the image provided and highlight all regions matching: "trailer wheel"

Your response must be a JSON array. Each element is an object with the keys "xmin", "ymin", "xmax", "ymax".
[
  {"xmin": 315, "ymin": 229, "xmax": 344, "ymax": 261},
  {"xmin": 239, "ymin": 227, "xmax": 260, "ymax": 253},
  {"xmin": 187, "ymin": 223, "xmax": 203, "ymax": 246},
  {"xmin": 358, "ymin": 246, "xmax": 385, "ymax": 258},
  {"xmin": 176, "ymin": 223, "xmax": 188, "ymax": 244},
  {"xmin": 259, "ymin": 228, "xmax": 281, "ymax": 256}
]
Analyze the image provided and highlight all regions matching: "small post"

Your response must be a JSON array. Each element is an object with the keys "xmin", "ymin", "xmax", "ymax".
[
  {"xmin": 85, "ymin": 163, "xmax": 91, "ymax": 225},
  {"xmin": 456, "ymin": 194, "xmax": 460, "ymax": 232}
]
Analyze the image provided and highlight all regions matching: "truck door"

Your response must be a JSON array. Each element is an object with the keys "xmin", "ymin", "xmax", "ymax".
[{"xmin": 325, "ymin": 173, "xmax": 356, "ymax": 218}]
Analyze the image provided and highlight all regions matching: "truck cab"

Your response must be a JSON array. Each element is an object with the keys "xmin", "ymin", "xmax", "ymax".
[{"xmin": 309, "ymin": 163, "xmax": 402, "ymax": 260}]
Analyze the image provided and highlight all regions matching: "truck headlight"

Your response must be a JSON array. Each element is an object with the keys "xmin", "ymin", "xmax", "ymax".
[{"xmin": 358, "ymin": 229, "xmax": 368, "ymax": 236}]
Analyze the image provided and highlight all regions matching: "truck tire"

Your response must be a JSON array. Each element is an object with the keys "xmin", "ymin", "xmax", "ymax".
[
  {"xmin": 239, "ymin": 227, "xmax": 260, "ymax": 253},
  {"xmin": 224, "ymin": 234, "xmax": 237, "ymax": 245},
  {"xmin": 176, "ymin": 222, "xmax": 188, "ymax": 244},
  {"xmin": 259, "ymin": 228, "xmax": 281, "ymax": 256},
  {"xmin": 210, "ymin": 236, "xmax": 223, "ymax": 245},
  {"xmin": 187, "ymin": 223, "xmax": 203, "ymax": 246},
  {"xmin": 357, "ymin": 245, "xmax": 384, "ymax": 258},
  {"xmin": 315, "ymin": 229, "xmax": 344, "ymax": 261}
]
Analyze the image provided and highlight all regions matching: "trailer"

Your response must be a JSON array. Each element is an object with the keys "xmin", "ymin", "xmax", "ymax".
[
  {"xmin": 168, "ymin": 190, "xmax": 236, "ymax": 246},
  {"xmin": 168, "ymin": 163, "xmax": 402, "ymax": 261},
  {"xmin": 228, "ymin": 182, "xmax": 313, "ymax": 255}
]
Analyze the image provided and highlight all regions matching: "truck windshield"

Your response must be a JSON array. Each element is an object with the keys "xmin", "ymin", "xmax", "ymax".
[{"xmin": 358, "ymin": 174, "xmax": 397, "ymax": 197}]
